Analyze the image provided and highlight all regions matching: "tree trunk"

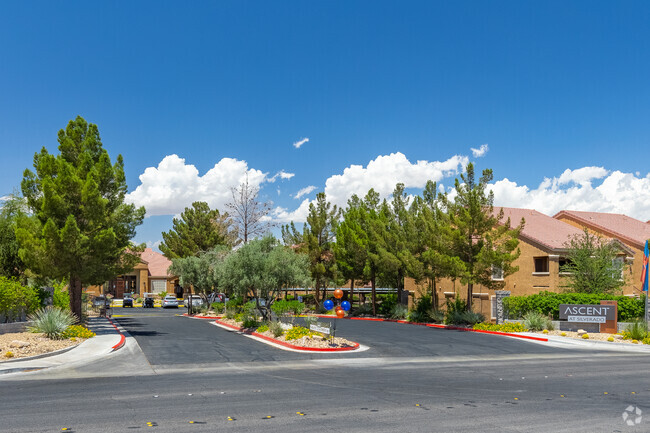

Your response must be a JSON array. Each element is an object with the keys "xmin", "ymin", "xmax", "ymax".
[
  {"xmin": 314, "ymin": 277, "xmax": 321, "ymax": 306},
  {"xmin": 69, "ymin": 275, "xmax": 83, "ymax": 323},
  {"xmin": 466, "ymin": 282, "xmax": 473, "ymax": 311},
  {"xmin": 371, "ymin": 274, "xmax": 377, "ymax": 316},
  {"xmin": 397, "ymin": 268, "xmax": 403, "ymax": 306},
  {"xmin": 432, "ymin": 278, "xmax": 438, "ymax": 310},
  {"xmin": 350, "ymin": 279, "xmax": 355, "ymax": 308}
]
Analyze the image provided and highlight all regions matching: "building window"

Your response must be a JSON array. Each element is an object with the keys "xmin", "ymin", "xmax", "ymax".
[
  {"xmin": 491, "ymin": 265, "xmax": 504, "ymax": 281},
  {"xmin": 534, "ymin": 256, "xmax": 549, "ymax": 273},
  {"xmin": 490, "ymin": 296, "xmax": 497, "ymax": 319},
  {"xmin": 559, "ymin": 257, "xmax": 572, "ymax": 274},
  {"xmin": 612, "ymin": 256, "xmax": 624, "ymax": 280},
  {"xmin": 151, "ymin": 279, "xmax": 166, "ymax": 293}
]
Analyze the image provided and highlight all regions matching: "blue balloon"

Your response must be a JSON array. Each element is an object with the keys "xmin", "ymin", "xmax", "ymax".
[
  {"xmin": 341, "ymin": 301, "xmax": 351, "ymax": 311},
  {"xmin": 323, "ymin": 299, "xmax": 334, "ymax": 310}
]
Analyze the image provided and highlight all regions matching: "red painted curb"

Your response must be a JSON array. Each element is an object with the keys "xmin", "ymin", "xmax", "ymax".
[
  {"xmin": 107, "ymin": 318, "xmax": 127, "ymax": 351},
  {"xmin": 213, "ymin": 319, "xmax": 360, "ymax": 352},
  {"xmin": 304, "ymin": 314, "xmax": 548, "ymax": 342}
]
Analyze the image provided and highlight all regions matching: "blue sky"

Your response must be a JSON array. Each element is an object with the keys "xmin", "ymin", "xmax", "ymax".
[{"xmin": 2, "ymin": 1, "xmax": 650, "ymax": 249}]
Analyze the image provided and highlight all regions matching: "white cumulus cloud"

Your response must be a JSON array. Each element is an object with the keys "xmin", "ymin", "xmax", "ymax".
[
  {"xmin": 293, "ymin": 137, "xmax": 309, "ymax": 149},
  {"xmin": 323, "ymin": 152, "xmax": 469, "ymax": 208},
  {"xmin": 294, "ymin": 185, "xmax": 317, "ymax": 199},
  {"xmin": 471, "ymin": 144, "xmax": 489, "ymax": 158},
  {"xmin": 268, "ymin": 170, "xmax": 295, "ymax": 182},
  {"xmin": 489, "ymin": 168, "xmax": 650, "ymax": 220},
  {"xmin": 126, "ymin": 154, "xmax": 266, "ymax": 216},
  {"xmin": 273, "ymin": 199, "xmax": 312, "ymax": 223}
]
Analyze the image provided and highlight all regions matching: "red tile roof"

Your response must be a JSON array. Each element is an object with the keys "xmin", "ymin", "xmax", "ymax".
[
  {"xmin": 140, "ymin": 248, "xmax": 172, "ymax": 277},
  {"xmin": 553, "ymin": 210, "xmax": 650, "ymax": 249},
  {"xmin": 497, "ymin": 207, "xmax": 584, "ymax": 251}
]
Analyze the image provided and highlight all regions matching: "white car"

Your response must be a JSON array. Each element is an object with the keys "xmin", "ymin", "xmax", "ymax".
[
  {"xmin": 162, "ymin": 296, "xmax": 179, "ymax": 308},
  {"xmin": 184, "ymin": 295, "xmax": 204, "ymax": 308}
]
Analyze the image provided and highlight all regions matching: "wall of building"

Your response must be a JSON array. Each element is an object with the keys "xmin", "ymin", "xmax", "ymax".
[{"xmin": 555, "ymin": 216, "xmax": 641, "ymax": 296}]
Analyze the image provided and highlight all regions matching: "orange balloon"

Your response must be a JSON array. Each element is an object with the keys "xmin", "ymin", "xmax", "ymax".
[
  {"xmin": 335, "ymin": 306, "xmax": 343, "ymax": 312},
  {"xmin": 334, "ymin": 289, "xmax": 343, "ymax": 299},
  {"xmin": 336, "ymin": 309, "xmax": 345, "ymax": 319}
]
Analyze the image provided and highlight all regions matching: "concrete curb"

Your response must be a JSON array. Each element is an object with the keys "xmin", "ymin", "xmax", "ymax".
[
  {"xmin": 182, "ymin": 314, "xmax": 222, "ymax": 320},
  {"xmin": 312, "ymin": 315, "xmax": 549, "ymax": 342},
  {"xmin": 106, "ymin": 318, "xmax": 126, "ymax": 351},
  {"xmin": 213, "ymin": 318, "xmax": 360, "ymax": 352}
]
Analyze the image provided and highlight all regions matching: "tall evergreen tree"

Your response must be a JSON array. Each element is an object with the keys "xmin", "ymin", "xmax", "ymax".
[
  {"xmin": 160, "ymin": 201, "xmax": 237, "ymax": 259},
  {"xmin": 16, "ymin": 116, "xmax": 145, "ymax": 320},
  {"xmin": 445, "ymin": 163, "xmax": 523, "ymax": 311},
  {"xmin": 410, "ymin": 181, "xmax": 463, "ymax": 309},
  {"xmin": 333, "ymin": 195, "xmax": 368, "ymax": 307},
  {"xmin": 0, "ymin": 195, "xmax": 27, "ymax": 280},
  {"xmin": 282, "ymin": 192, "xmax": 339, "ymax": 307}
]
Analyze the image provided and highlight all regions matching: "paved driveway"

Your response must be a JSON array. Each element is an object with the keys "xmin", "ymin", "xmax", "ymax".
[{"xmin": 113, "ymin": 308, "xmax": 568, "ymax": 366}]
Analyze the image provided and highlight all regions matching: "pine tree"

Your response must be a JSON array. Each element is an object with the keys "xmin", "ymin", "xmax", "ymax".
[
  {"xmin": 160, "ymin": 201, "xmax": 237, "ymax": 259},
  {"xmin": 16, "ymin": 116, "xmax": 145, "ymax": 320},
  {"xmin": 445, "ymin": 163, "xmax": 523, "ymax": 311}
]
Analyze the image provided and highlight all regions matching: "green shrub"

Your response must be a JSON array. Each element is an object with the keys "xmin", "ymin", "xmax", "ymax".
[
  {"xmin": 473, "ymin": 322, "xmax": 527, "ymax": 332},
  {"xmin": 642, "ymin": 336, "xmax": 650, "ymax": 345},
  {"xmin": 136, "ymin": 297, "xmax": 143, "ymax": 303},
  {"xmin": 430, "ymin": 310, "xmax": 445, "ymax": 323},
  {"xmin": 52, "ymin": 282, "xmax": 70, "ymax": 310},
  {"xmin": 210, "ymin": 302, "xmax": 223, "ymax": 312},
  {"xmin": 224, "ymin": 309, "xmax": 236, "ymax": 319},
  {"xmin": 194, "ymin": 304, "xmax": 209, "ymax": 314},
  {"xmin": 285, "ymin": 326, "xmax": 316, "ymax": 340},
  {"xmin": 377, "ymin": 294, "xmax": 398, "ymax": 316},
  {"xmin": 390, "ymin": 304, "xmax": 408, "ymax": 320},
  {"xmin": 271, "ymin": 300, "xmax": 306, "ymax": 317},
  {"xmin": 351, "ymin": 303, "xmax": 373, "ymax": 317},
  {"xmin": 523, "ymin": 311, "xmax": 554, "ymax": 331},
  {"xmin": 503, "ymin": 291, "xmax": 645, "ymax": 321},
  {"xmin": 460, "ymin": 311, "xmax": 485, "ymax": 325},
  {"xmin": 61, "ymin": 325, "xmax": 95, "ymax": 339},
  {"xmin": 242, "ymin": 317, "xmax": 260, "ymax": 329},
  {"xmin": 269, "ymin": 321, "xmax": 284, "ymax": 338},
  {"xmin": 256, "ymin": 323, "xmax": 269, "ymax": 333},
  {"xmin": 301, "ymin": 294, "xmax": 316, "ymax": 306},
  {"xmin": 444, "ymin": 297, "xmax": 467, "ymax": 324},
  {"xmin": 0, "ymin": 277, "xmax": 40, "ymax": 321},
  {"xmin": 27, "ymin": 307, "xmax": 76, "ymax": 339},
  {"xmin": 623, "ymin": 320, "xmax": 649, "ymax": 341},
  {"xmin": 302, "ymin": 316, "xmax": 318, "ymax": 327},
  {"xmin": 225, "ymin": 297, "xmax": 244, "ymax": 311}
]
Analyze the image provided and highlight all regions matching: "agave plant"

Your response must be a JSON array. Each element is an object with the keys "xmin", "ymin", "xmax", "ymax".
[{"xmin": 27, "ymin": 307, "xmax": 76, "ymax": 340}]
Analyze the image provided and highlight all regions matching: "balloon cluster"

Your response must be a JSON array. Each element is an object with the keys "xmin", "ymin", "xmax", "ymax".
[{"xmin": 323, "ymin": 289, "xmax": 351, "ymax": 318}]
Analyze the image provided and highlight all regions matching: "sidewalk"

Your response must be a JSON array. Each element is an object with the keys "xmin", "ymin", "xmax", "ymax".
[
  {"xmin": 517, "ymin": 331, "xmax": 650, "ymax": 353},
  {"xmin": 0, "ymin": 317, "xmax": 125, "ymax": 377}
]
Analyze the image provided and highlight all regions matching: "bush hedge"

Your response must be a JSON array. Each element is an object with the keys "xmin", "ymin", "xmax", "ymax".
[
  {"xmin": 0, "ymin": 277, "xmax": 40, "ymax": 322},
  {"xmin": 502, "ymin": 291, "xmax": 645, "ymax": 321},
  {"xmin": 473, "ymin": 322, "xmax": 527, "ymax": 332}
]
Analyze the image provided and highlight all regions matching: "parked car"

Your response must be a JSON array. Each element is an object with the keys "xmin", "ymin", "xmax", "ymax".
[
  {"xmin": 123, "ymin": 294, "xmax": 134, "ymax": 308},
  {"xmin": 142, "ymin": 297, "xmax": 154, "ymax": 308},
  {"xmin": 184, "ymin": 295, "xmax": 204, "ymax": 308},
  {"xmin": 208, "ymin": 292, "xmax": 227, "ymax": 304},
  {"xmin": 93, "ymin": 296, "xmax": 109, "ymax": 307},
  {"xmin": 162, "ymin": 296, "xmax": 179, "ymax": 308}
]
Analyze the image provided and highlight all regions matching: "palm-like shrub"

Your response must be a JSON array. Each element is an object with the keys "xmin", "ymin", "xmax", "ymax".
[
  {"xmin": 269, "ymin": 321, "xmax": 285, "ymax": 338},
  {"xmin": 27, "ymin": 307, "xmax": 76, "ymax": 339},
  {"xmin": 623, "ymin": 320, "xmax": 648, "ymax": 341},
  {"xmin": 390, "ymin": 304, "xmax": 408, "ymax": 320},
  {"xmin": 523, "ymin": 311, "xmax": 554, "ymax": 331}
]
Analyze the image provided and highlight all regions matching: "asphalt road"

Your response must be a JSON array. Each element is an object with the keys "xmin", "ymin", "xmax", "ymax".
[{"xmin": 1, "ymin": 307, "xmax": 649, "ymax": 432}]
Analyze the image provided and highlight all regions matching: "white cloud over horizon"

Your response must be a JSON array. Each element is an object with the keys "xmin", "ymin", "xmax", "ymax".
[
  {"xmin": 126, "ymin": 154, "xmax": 268, "ymax": 216},
  {"xmin": 125, "ymin": 153, "xmax": 650, "ymax": 229},
  {"xmin": 471, "ymin": 143, "xmax": 489, "ymax": 158},
  {"xmin": 293, "ymin": 137, "xmax": 309, "ymax": 149},
  {"xmin": 489, "ymin": 168, "xmax": 650, "ymax": 219}
]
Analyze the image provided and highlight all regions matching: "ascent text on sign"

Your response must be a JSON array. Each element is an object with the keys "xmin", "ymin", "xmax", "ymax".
[{"xmin": 559, "ymin": 304, "xmax": 616, "ymax": 323}]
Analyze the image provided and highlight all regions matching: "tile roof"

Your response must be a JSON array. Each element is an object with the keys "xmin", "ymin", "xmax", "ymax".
[
  {"xmin": 139, "ymin": 248, "xmax": 172, "ymax": 277},
  {"xmin": 496, "ymin": 207, "xmax": 584, "ymax": 251},
  {"xmin": 553, "ymin": 210, "xmax": 650, "ymax": 249}
]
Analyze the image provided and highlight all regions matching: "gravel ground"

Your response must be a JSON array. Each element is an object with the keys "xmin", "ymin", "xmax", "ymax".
[
  {"xmin": 527, "ymin": 329, "xmax": 641, "ymax": 343},
  {"xmin": 0, "ymin": 332, "xmax": 84, "ymax": 360},
  {"xmin": 218, "ymin": 318, "xmax": 357, "ymax": 349}
]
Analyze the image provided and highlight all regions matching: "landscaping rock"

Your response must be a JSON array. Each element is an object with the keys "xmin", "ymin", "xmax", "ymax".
[
  {"xmin": 614, "ymin": 334, "xmax": 624, "ymax": 340},
  {"xmin": 577, "ymin": 329, "xmax": 587, "ymax": 336},
  {"xmin": 9, "ymin": 340, "xmax": 30, "ymax": 348}
]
